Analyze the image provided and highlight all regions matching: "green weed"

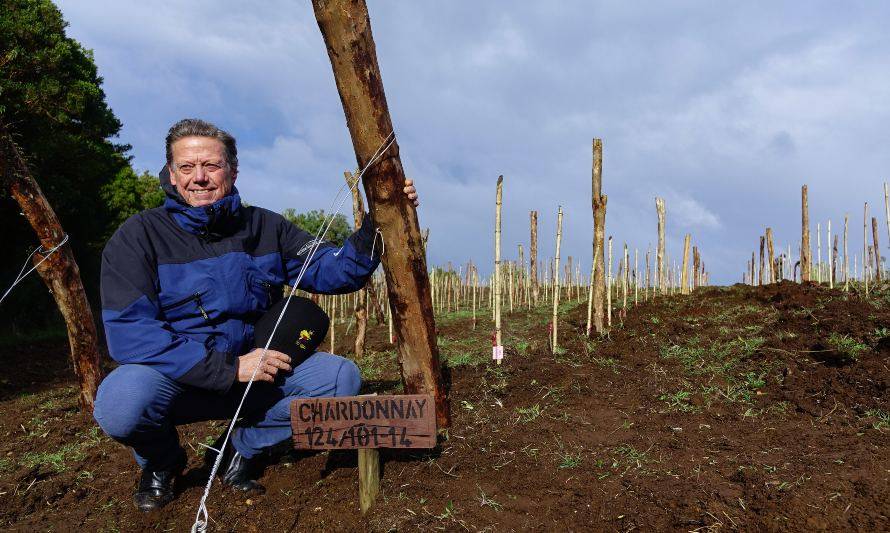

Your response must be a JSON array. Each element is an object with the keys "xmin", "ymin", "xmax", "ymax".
[{"xmin": 826, "ymin": 333, "xmax": 869, "ymax": 361}]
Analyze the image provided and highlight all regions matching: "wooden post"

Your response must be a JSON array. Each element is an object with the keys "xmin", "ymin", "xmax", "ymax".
[
  {"xmin": 844, "ymin": 214, "xmax": 849, "ymax": 291},
  {"xmin": 864, "ymin": 203, "xmax": 869, "ymax": 294},
  {"xmin": 765, "ymin": 228, "xmax": 775, "ymax": 284},
  {"xmin": 313, "ymin": 0, "xmax": 450, "ymax": 426},
  {"xmin": 607, "ymin": 236, "xmax": 613, "ymax": 327},
  {"xmin": 826, "ymin": 221, "xmax": 832, "ymax": 288},
  {"xmin": 873, "ymin": 217, "xmax": 882, "ymax": 282},
  {"xmin": 552, "ymin": 207, "xmax": 563, "ymax": 352},
  {"xmin": 883, "ymin": 182, "xmax": 890, "ymax": 258},
  {"xmin": 801, "ymin": 185, "xmax": 811, "ymax": 283},
  {"xmin": 0, "ymin": 128, "xmax": 101, "ymax": 412},
  {"xmin": 681, "ymin": 234, "xmax": 691, "ymax": 294},
  {"xmin": 530, "ymin": 211, "xmax": 539, "ymax": 306},
  {"xmin": 345, "ymin": 171, "xmax": 368, "ymax": 359},
  {"xmin": 358, "ymin": 448, "xmax": 380, "ymax": 514},
  {"xmin": 758, "ymin": 235, "xmax": 765, "ymax": 286},
  {"xmin": 494, "ymin": 176, "xmax": 503, "ymax": 363},
  {"xmin": 655, "ymin": 198, "xmax": 666, "ymax": 294}
]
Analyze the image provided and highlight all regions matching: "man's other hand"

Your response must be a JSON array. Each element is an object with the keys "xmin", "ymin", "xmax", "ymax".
[
  {"xmin": 237, "ymin": 348, "xmax": 292, "ymax": 383},
  {"xmin": 404, "ymin": 179, "xmax": 419, "ymax": 206}
]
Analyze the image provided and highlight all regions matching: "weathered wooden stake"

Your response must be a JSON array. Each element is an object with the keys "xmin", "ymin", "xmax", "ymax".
[
  {"xmin": 872, "ymin": 217, "xmax": 882, "ymax": 282},
  {"xmin": 801, "ymin": 185, "xmax": 811, "ymax": 283},
  {"xmin": 358, "ymin": 448, "xmax": 380, "ymax": 513},
  {"xmin": 681, "ymin": 234, "xmax": 691, "ymax": 294},
  {"xmin": 494, "ymin": 176, "xmax": 504, "ymax": 363},
  {"xmin": 656, "ymin": 198, "xmax": 666, "ymax": 294},
  {"xmin": 313, "ymin": 0, "xmax": 449, "ymax": 426},
  {"xmin": 765, "ymin": 228, "xmax": 775, "ymax": 284},
  {"xmin": 552, "ymin": 206, "xmax": 563, "ymax": 352},
  {"xmin": 607, "ymin": 236, "xmax": 613, "ymax": 327},
  {"xmin": 530, "ymin": 211, "xmax": 539, "ymax": 306}
]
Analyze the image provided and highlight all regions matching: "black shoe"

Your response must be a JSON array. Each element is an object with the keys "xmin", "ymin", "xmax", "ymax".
[
  {"xmin": 134, "ymin": 453, "xmax": 186, "ymax": 512},
  {"xmin": 221, "ymin": 448, "xmax": 265, "ymax": 494},
  {"xmin": 204, "ymin": 428, "xmax": 265, "ymax": 494}
]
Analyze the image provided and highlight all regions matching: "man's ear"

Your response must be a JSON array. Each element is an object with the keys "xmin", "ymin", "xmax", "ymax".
[{"xmin": 167, "ymin": 165, "xmax": 178, "ymax": 186}]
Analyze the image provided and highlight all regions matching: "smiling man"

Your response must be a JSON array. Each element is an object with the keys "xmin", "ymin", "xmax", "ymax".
[{"xmin": 93, "ymin": 118, "xmax": 417, "ymax": 512}]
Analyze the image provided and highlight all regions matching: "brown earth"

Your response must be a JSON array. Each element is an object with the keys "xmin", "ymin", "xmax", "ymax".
[{"xmin": 1, "ymin": 281, "xmax": 888, "ymax": 531}]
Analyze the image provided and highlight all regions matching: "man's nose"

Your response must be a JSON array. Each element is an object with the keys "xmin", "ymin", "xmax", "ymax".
[{"xmin": 193, "ymin": 166, "xmax": 210, "ymax": 182}]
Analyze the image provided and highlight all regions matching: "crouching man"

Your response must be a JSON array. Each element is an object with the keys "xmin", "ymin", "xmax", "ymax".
[{"xmin": 93, "ymin": 118, "xmax": 417, "ymax": 512}]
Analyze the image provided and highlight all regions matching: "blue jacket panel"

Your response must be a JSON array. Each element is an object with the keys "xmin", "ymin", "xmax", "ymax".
[{"xmin": 101, "ymin": 185, "xmax": 380, "ymax": 394}]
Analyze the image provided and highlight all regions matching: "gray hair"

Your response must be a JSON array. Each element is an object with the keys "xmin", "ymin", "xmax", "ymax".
[{"xmin": 165, "ymin": 118, "xmax": 238, "ymax": 171}]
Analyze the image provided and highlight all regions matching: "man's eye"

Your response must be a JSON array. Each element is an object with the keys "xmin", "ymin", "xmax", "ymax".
[
  {"xmin": 206, "ymin": 164, "xmax": 222, "ymax": 172},
  {"xmin": 179, "ymin": 165, "xmax": 195, "ymax": 173}
]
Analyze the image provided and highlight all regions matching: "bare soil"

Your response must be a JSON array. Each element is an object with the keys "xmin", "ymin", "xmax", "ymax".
[{"xmin": 1, "ymin": 282, "xmax": 888, "ymax": 531}]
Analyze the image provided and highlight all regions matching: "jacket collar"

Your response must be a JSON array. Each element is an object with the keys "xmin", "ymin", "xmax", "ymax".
[{"xmin": 159, "ymin": 166, "xmax": 243, "ymax": 238}]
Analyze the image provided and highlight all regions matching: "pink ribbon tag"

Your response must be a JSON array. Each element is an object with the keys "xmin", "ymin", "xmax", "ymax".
[{"xmin": 492, "ymin": 345, "xmax": 504, "ymax": 361}]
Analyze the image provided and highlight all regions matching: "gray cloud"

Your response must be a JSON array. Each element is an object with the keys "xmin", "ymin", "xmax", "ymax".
[{"xmin": 57, "ymin": 0, "xmax": 890, "ymax": 283}]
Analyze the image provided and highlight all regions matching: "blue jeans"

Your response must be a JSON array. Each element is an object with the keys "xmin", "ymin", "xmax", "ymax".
[{"xmin": 93, "ymin": 352, "xmax": 361, "ymax": 470}]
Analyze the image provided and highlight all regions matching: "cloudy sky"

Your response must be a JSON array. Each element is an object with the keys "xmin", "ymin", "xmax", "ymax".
[{"xmin": 56, "ymin": 1, "xmax": 890, "ymax": 284}]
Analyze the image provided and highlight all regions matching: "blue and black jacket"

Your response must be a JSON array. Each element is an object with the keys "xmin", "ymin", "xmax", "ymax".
[{"xmin": 100, "ymin": 169, "xmax": 379, "ymax": 394}]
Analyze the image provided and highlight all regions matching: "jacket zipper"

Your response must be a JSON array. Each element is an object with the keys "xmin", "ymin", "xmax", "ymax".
[
  {"xmin": 161, "ymin": 291, "xmax": 210, "ymax": 321},
  {"xmin": 258, "ymin": 280, "xmax": 273, "ymax": 303}
]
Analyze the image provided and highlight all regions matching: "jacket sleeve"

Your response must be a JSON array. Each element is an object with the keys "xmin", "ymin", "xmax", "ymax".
[
  {"xmin": 280, "ymin": 212, "xmax": 381, "ymax": 294},
  {"xmin": 100, "ymin": 218, "xmax": 237, "ymax": 394}
]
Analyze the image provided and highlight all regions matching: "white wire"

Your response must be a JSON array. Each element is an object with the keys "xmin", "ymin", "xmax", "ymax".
[
  {"xmin": 0, "ymin": 235, "xmax": 70, "ymax": 306},
  {"xmin": 192, "ymin": 132, "xmax": 394, "ymax": 532}
]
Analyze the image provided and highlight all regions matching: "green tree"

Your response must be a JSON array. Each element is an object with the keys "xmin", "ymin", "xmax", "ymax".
[
  {"xmin": 282, "ymin": 208, "xmax": 352, "ymax": 247},
  {"xmin": 1, "ymin": 0, "xmax": 131, "ymax": 332},
  {"xmin": 101, "ymin": 168, "xmax": 165, "ymax": 233}
]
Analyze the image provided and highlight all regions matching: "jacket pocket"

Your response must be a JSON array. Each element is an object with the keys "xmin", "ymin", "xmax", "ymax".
[
  {"xmin": 160, "ymin": 290, "xmax": 211, "ymax": 323},
  {"xmin": 249, "ymin": 278, "xmax": 279, "ymax": 311}
]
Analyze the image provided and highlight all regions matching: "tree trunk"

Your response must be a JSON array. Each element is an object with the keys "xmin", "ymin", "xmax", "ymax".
[
  {"xmin": 313, "ymin": 0, "xmax": 449, "ymax": 427},
  {"xmin": 801, "ymin": 185, "xmax": 811, "ymax": 282},
  {"xmin": 0, "ymin": 129, "xmax": 101, "ymax": 412}
]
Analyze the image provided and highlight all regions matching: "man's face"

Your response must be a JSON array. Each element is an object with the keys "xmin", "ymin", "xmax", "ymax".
[{"xmin": 168, "ymin": 136, "xmax": 236, "ymax": 207}]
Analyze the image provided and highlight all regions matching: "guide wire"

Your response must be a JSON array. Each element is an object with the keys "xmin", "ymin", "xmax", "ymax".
[
  {"xmin": 192, "ymin": 132, "xmax": 394, "ymax": 533},
  {"xmin": 0, "ymin": 234, "xmax": 70, "ymax": 307}
]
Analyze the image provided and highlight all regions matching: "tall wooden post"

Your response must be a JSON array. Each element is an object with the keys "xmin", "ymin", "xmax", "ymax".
[
  {"xmin": 765, "ymin": 228, "xmax": 775, "ymax": 284},
  {"xmin": 494, "ymin": 176, "xmax": 503, "ymax": 363},
  {"xmin": 530, "ymin": 211, "xmax": 539, "ymax": 306},
  {"xmin": 313, "ymin": 0, "xmax": 449, "ymax": 427},
  {"xmin": 681, "ymin": 234, "xmax": 691, "ymax": 294},
  {"xmin": 872, "ymin": 217, "xmax": 882, "ymax": 282},
  {"xmin": 551, "ymin": 207, "xmax": 563, "ymax": 352},
  {"xmin": 844, "ymin": 214, "xmax": 849, "ymax": 290},
  {"xmin": 655, "ymin": 198, "xmax": 666, "ymax": 294},
  {"xmin": 590, "ymin": 139, "xmax": 607, "ymax": 334},
  {"xmin": 801, "ymin": 185, "xmax": 811, "ymax": 283},
  {"xmin": 345, "ymin": 171, "xmax": 368, "ymax": 359},
  {"xmin": 864, "ymin": 203, "xmax": 869, "ymax": 292},
  {"xmin": 0, "ymin": 129, "xmax": 101, "ymax": 412}
]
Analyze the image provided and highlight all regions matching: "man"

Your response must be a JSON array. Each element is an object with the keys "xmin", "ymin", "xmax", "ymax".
[{"xmin": 93, "ymin": 118, "xmax": 418, "ymax": 512}]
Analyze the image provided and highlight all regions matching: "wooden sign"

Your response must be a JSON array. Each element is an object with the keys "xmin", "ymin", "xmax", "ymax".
[{"xmin": 290, "ymin": 394, "xmax": 436, "ymax": 450}]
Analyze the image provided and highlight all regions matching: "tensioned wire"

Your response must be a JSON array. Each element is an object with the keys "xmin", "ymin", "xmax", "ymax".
[
  {"xmin": 192, "ymin": 131, "xmax": 395, "ymax": 533},
  {"xmin": 0, "ymin": 234, "xmax": 70, "ymax": 306}
]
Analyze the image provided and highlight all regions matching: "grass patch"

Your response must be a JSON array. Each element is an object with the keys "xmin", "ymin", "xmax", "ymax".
[
  {"xmin": 658, "ymin": 390, "xmax": 698, "ymax": 413},
  {"xmin": 826, "ymin": 333, "xmax": 869, "ymax": 361},
  {"xmin": 515, "ymin": 404, "xmax": 543, "ymax": 423}
]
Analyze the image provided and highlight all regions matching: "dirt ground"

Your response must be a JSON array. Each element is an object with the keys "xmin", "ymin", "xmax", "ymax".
[{"xmin": 1, "ymin": 282, "xmax": 888, "ymax": 531}]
